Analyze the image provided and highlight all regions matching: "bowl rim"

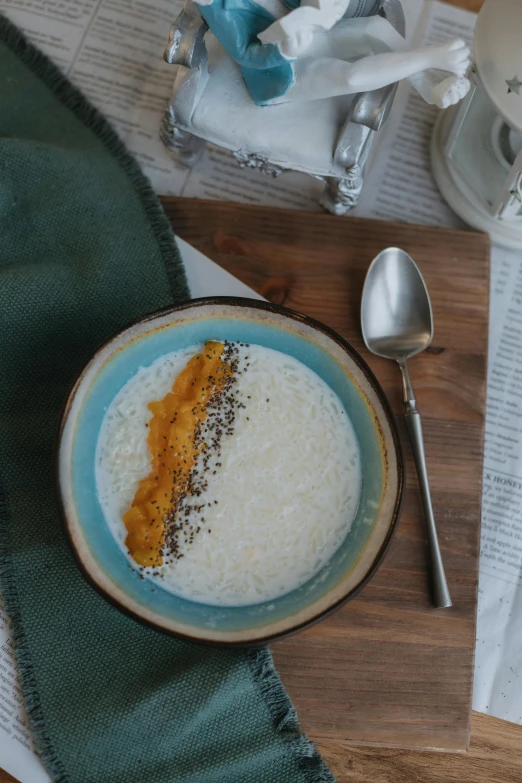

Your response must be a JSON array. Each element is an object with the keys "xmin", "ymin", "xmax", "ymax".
[{"xmin": 56, "ymin": 296, "xmax": 404, "ymax": 647}]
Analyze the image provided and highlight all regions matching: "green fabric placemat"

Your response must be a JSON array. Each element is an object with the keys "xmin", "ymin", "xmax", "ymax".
[{"xmin": 0, "ymin": 15, "xmax": 335, "ymax": 783}]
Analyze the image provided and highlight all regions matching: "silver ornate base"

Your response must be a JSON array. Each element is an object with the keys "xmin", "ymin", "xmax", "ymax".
[
  {"xmin": 232, "ymin": 151, "xmax": 284, "ymax": 177},
  {"xmin": 320, "ymin": 166, "xmax": 364, "ymax": 216},
  {"xmin": 160, "ymin": 107, "xmax": 368, "ymax": 218},
  {"xmin": 160, "ymin": 106, "xmax": 207, "ymax": 167}
]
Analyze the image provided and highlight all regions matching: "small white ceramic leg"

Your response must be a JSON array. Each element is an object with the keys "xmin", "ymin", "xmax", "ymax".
[
  {"xmin": 294, "ymin": 20, "xmax": 471, "ymax": 106},
  {"xmin": 270, "ymin": 42, "xmax": 465, "ymax": 104},
  {"xmin": 279, "ymin": 15, "xmax": 411, "ymax": 60},
  {"xmin": 422, "ymin": 75, "xmax": 471, "ymax": 109}
]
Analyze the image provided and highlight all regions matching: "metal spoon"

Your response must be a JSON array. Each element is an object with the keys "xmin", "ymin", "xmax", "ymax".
[{"xmin": 361, "ymin": 247, "xmax": 452, "ymax": 609}]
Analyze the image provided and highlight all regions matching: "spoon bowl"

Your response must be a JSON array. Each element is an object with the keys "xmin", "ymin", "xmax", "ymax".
[{"xmin": 361, "ymin": 248, "xmax": 433, "ymax": 362}]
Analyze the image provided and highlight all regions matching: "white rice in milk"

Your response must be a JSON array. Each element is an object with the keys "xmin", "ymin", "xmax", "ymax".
[{"xmin": 96, "ymin": 343, "xmax": 361, "ymax": 606}]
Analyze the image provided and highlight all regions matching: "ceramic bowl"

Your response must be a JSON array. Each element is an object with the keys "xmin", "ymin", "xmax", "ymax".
[{"xmin": 57, "ymin": 297, "xmax": 403, "ymax": 645}]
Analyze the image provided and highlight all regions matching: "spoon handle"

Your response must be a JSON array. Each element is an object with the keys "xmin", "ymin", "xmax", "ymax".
[{"xmin": 405, "ymin": 409, "xmax": 453, "ymax": 609}]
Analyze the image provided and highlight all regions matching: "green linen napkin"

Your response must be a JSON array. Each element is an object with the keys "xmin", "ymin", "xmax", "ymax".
[{"xmin": 0, "ymin": 15, "xmax": 335, "ymax": 783}]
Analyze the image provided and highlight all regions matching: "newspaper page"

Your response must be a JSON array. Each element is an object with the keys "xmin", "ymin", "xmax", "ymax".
[
  {"xmin": 0, "ymin": 606, "xmax": 50, "ymax": 782},
  {"xmin": 0, "ymin": 0, "xmax": 521, "ymax": 778},
  {"xmin": 473, "ymin": 247, "xmax": 522, "ymax": 723}
]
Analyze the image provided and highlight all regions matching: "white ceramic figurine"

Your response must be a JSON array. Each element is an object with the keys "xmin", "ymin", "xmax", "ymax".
[
  {"xmin": 161, "ymin": 0, "xmax": 474, "ymax": 216},
  {"xmin": 195, "ymin": 0, "xmax": 471, "ymax": 107}
]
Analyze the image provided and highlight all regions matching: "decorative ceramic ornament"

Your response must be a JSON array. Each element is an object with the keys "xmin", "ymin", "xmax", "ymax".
[{"xmin": 161, "ymin": 0, "xmax": 472, "ymax": 216}]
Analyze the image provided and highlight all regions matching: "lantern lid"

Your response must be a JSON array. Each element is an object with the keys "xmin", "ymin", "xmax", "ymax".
[{"xmin": 475, "ymin": 0, "xmax": 522, "ymax": 137}]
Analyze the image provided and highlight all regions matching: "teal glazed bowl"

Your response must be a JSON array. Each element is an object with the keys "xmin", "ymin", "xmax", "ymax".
[{"xmin": 57, "ymin": 298, "xmax": 403, "ymax": 645}]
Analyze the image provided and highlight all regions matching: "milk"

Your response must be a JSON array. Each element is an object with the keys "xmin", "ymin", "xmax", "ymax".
[{"xmin": 96, "ymin": 343, "xmax": 362, "ymax": 606}]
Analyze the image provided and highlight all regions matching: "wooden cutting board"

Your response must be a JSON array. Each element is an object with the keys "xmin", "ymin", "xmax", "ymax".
[{"xmin": 161, "ymin": 196, "xmax": 489, "ymax": 754}]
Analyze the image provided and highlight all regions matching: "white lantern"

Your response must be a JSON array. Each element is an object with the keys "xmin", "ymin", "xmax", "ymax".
[{"xmin": 431, "ymin": 0, "xmax": 522, "ymax": 248}]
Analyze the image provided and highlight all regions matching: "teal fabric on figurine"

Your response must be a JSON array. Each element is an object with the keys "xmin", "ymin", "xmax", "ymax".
[{"xmin": 197, "ymin": 0, "xmax": 295, "ymax": 104}]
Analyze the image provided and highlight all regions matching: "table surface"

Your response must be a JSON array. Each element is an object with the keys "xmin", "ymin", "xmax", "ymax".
[
  {"xmin": 4, "ymin": 0, "xmax": 521, "ymax": 781},
  {"xmin": 165, "ymin": 197, "xmax": 488, "ymax": 754}
]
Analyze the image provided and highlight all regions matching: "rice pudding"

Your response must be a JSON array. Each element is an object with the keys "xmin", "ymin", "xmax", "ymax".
[{"xmin": 96, "ymin": 341, "xmax": 361, "ymax": 606}]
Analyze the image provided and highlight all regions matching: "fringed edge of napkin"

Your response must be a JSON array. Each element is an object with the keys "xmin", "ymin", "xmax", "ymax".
[
  {"xmin": 0, "ymin": 14, "xmax": 335, "ymax": 783},
  {"xmin": 248, "ymin": 648, "xmax": 336, "ymax": 783}
]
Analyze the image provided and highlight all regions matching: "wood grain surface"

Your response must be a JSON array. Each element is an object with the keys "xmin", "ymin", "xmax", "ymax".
[
  {"xmin": 316, "ymin": 712, "xmax": 522, "ymax": 783},
  {"xmin": 3, "ymin": 713, "xmax": 521, "ymax": 783},
  {"xmin": 162, "ymin": 197, "xmax": 489, "ymax": 753},
  {"xmin": 446, "ymin": 0, "xmax": 481, "ymax": 10}
]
